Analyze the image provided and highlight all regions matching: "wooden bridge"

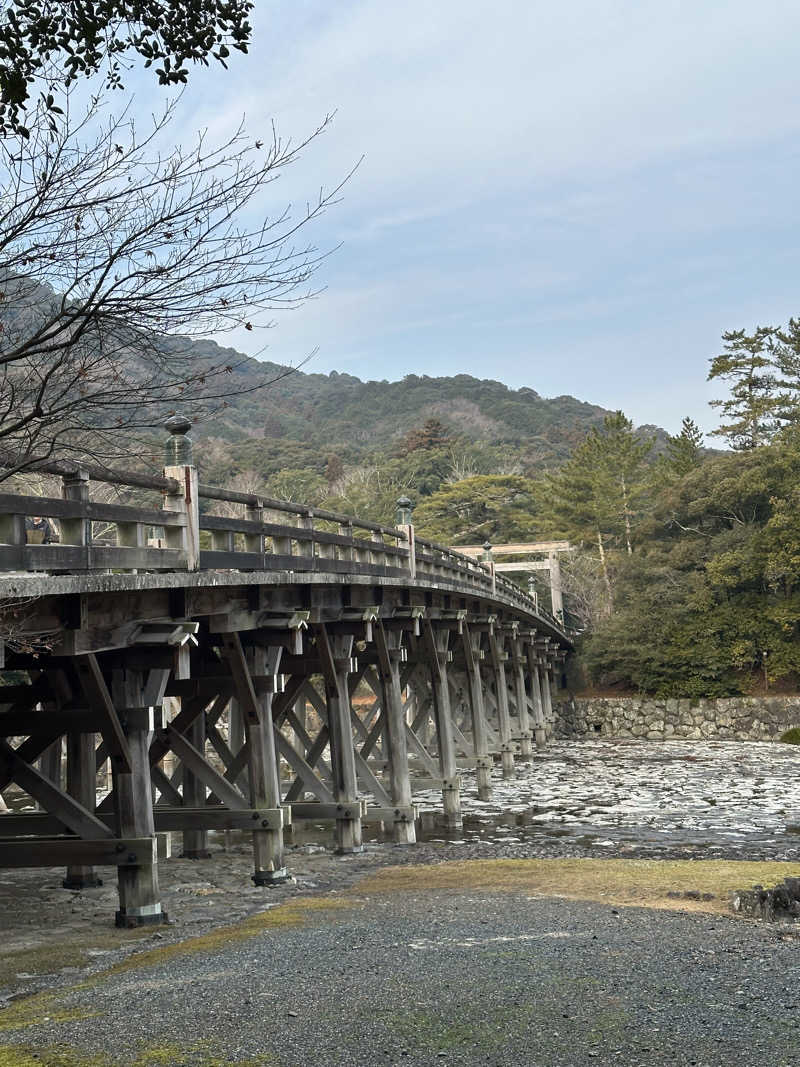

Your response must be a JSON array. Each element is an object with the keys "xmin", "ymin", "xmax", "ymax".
[{"xmin": 0, "ymin": 418, "xmax": 571, "ymax": 927}]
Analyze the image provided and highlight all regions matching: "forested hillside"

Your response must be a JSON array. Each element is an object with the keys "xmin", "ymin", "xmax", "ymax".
[{"xmin": 189, "ymin": 339, "xmax": 619, "ymax": 479}]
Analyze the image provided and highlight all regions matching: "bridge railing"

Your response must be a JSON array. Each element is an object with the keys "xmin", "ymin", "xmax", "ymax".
[
  {"xmin": 0, "ymin": 425, "xmax": 555, "ymax": 625},
  {"xmin": 197, "ymin": 482, "xmax": 411, "ymax": 575}
]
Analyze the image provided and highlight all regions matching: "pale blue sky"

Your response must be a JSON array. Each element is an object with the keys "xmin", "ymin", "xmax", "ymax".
[{"xmin": 156, "ymin": 1, "xmax": 800, "ymax": 434}]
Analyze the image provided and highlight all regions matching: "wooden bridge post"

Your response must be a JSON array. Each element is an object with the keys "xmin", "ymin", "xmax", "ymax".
[
  {"xmin": 422, "ymin": 619, "xmax": 461, "ymax": 829},
  {"xmin": 487, "ymin": 625, "xmax": 516, "ymax": 778},
  {"xmin": 315, "ymin": 625, "xmax": 363, "ymax": 854},
  {"xmin": 59, "ymin": 470, "xmax": 104, "ymax": 888},
  {"xmin": 63, "ymin": 730, "xmax": 103, "ymax": 889},
  {"xmin": 539, "ymin": 645, "xmax": 556, "ymax": 738},
  {"xmin": 221, "ymin": 634, "xmax": 289, "ymax": 883},
  {"xmin": 509, "ymin": 627, "xmax": 533, "ymax": 761},
  {"xmin": 246, "ymin": 645, "xmax": 288, "ymax": 884},
  {"xmin": 111, "ymin": 667, "xmax": 165, "ymax": 928},
  {"xmin": 525, "ymin": 639, "xmax": 547, "ymax": 750},
  {"xmin": 374, "ymin": 621, "xmax": 416, "ymax": 845},
  {"xmin": 163, "ymin": 415, "xmax": 200, "ymax": 571},
  {"xmin": 395, "ymin": 496, "xmax": 416, "ymax": 579},
  {"xmin": 461, "ymin": 622, "xmax": 492, "ymax": 801},
  {"xmin": 181, "ymin": 712, "xmax": 210, "ymax": 859}
]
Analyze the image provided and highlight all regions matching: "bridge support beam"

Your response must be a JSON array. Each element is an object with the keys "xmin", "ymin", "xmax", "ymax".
[
  {"xmin": 63, "ymin": 731, "xmax": 103, "ymax": 889},
  {"xmin": 222, "ymin": 635, "xmax": 289, "ymax": 884},
  {"xmin": 181, "ymin": 711, "xmax": 211, "ymax": 859},
  {"xmin": 111, "ymin": 667, "xmax": 166, "ymax": 928},
  {"xmin": 525, "ymin": 643, "xmax": 547, "ymax": 750},
  {"xmin": 316, "ymin": 625, "xmax": 363, "ymax": 854},
  {"xmin": 461, "ymin": 623, "xmax": 492, "ymax": 801},
  {"xmin": 509, "ymin": 631, "xmax": 533, "ymax": 761},
  {"xmin": 488, "ymin": 629, "xmax": 515, "ymax": 779},
  {"xmin": 423, "ymin": 620, "xmax": 461, "ymax": 829},
  {"xmin": 374, "ymin": 622, "xmax": 416, "ymax": 845}
]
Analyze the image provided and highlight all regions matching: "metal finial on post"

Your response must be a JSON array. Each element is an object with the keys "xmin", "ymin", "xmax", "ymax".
[
  {"xmin": 527, "ymin": 575, "xmax": 536, "ymax": 596},
  {"xmin": 395, "ymin": 495, "xmax": 414, "ymax": 526},
  {"xmin": 482, "ymin": 540, "xmax": 493, "ymax": 562},
  {"xmin": 164, "ymin": 414, "xmax": 193, "ymax": 467}
]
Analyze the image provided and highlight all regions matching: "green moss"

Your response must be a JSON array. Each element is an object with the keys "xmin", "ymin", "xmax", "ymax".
[
  {"xmin": 130, "ymin": 1042, "xmax": 276, "ymax": 1066},
  {"xmin": 0, "ymin": 931, "xmax": 152, "ymax": 990},
  {"xmin": 0, "ymin": 990, "xmax": 99, "ymax": 1033},
  {"xmin": 779, "ymin": 727, "xmax": 800, "ymax": 743},
  {"xmin": 94, "ymin": 897, "xmax": 350, "ymax": 982}
]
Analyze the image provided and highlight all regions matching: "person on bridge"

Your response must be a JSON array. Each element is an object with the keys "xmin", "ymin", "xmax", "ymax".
[{"xmin": 25, "ymin": 515, "xmax": 57, "ymax": 544}]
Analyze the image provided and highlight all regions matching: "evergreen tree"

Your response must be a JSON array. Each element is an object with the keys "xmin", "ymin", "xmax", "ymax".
[
  {"xmin": 708, "ymin": 327, "xmax": 786, "ymax": 449},
  {"xmin": 665, "ymin": 417, "xmax": 704, "ymax": 477},
  {"xmin": 400, "ymin": 418, "xmax": 452, "ymax": 454},
  {"xmin": 543, "ymin": 412, "xmax": 653, "ymax": 609}
]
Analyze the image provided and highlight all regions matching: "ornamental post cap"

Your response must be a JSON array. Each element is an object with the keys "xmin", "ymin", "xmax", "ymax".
[
  {"xmin": 164, "ymin": 414, "xmax": 192, "ymax": 435},
  {"xmin": 483, "ymin": 540, "xmax": 492, "ymax": 551},
  {"xmin": 396, "ymin": 495, "xmax": 413, "ymax": 508}
]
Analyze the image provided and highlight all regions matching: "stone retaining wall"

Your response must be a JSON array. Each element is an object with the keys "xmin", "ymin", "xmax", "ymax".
[{"xmin": 552, "ymin": 695, "xmax": 800, "ymax": 742}]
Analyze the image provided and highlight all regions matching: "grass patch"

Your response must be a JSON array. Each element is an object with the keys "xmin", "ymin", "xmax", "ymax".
[
  {"xmin": 96, "ymin": 896, "xmax": 350, "ymax": 982},
  {"xmin": 354, "ymin": 858, "xmax": 800, "ymax": 914},
  {"xmin": 0, "ymin": 991, "xmax": 99, "ymax": 1034},
  {"xmin": 779, "ymin": 727, "xmax": 800, "ymax": 744},
  {"xmin": 0, "ymin": 931, "xmax": 153, "ymax": 991}
]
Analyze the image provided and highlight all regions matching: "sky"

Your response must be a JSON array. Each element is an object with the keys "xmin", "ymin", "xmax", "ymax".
[{"xmin": 149, "ymin": 1, "xmax": 800, "ymax": 435}]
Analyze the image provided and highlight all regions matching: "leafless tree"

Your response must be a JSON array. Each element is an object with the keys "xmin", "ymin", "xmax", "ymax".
[
  {"xmin": 559, "ymin": 549, "xmax": 612, "ymax": 628},
  {"xmin": 0, "ymin": 94, "xmax": 346, "ymax": 478}
]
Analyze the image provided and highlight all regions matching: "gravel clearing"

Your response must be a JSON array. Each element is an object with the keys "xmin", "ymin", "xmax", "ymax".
[
  {"xmin": 0, "ymin": 739, "xmax": 799, "ymax": 1066},
  {"xmin": 1, "ymin": 890, "xmax": 799, "ymax": 1066}
]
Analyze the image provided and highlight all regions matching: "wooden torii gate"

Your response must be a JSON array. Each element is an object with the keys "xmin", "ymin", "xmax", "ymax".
[{"xmin": 453, "ymin": 542, "xmax": 572, "ymax": 625}]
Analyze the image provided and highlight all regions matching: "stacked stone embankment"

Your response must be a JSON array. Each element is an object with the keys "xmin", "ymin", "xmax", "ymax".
[{"xmin": 552, "ymin": 695, "xmax": 800, "ymax": 742}]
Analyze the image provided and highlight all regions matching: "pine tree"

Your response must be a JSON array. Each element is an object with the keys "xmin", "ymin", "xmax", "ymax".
[
  {"xmin": 400, "ymin": 418, "xmax": 452, "ymax": 454},
  {"xmin": 708, "ymin": 327, "xmax": 784, "ymax": 449},
  {"xmin": 543, "ymin": 412, "xmax": 653, "ymax": 609},
  {"xmin": 665, "ymin": 417, "xmax": 704, "ymax": 477}
]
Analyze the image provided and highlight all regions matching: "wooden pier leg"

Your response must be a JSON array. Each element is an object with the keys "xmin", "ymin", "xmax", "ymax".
[
  {"xmin": 488, "ymin": 629, "xmax": 515, "ymax": 778},
  {"xmin": 181, "ymin": 710, "xmax": 211, "ymax": 859},
  {"xmin": 247, "ymin": 646, "xmax": 288, "ymax": 884},
  {"xmin": 63, "ymin": 730, "xmax": 103, "ymax": 889},
  {"xmin": 526, "ymin": 642, "xmax": 547, "ymax": 750},
  {"xmin": 511, "ymin": 633, "xmax": 533, "ymax": 761},
  {"xmin": 39, "ymin": 738, "xmax": 63, "ymax": 787},
  {"xmin": 316, "ymin": 625, "xmax": 363, "ymax": 854},
  {"xmin": 422, "ymin": 620, "xmax": 461, "ymax": 829},
  {"xmin": 541, "ymin": 657, "xmax": 555, "ymax": 740},
  {"xmin": 462, "ymin": 623, "xmax": 492, "ymax": 801},
  {"xmin": 112, "ymin": 668, "xmax": 165, "ymax": 928},
  {"xmin": 229, "ymin": 696, "xmax": 245, "ymax": 760},
  {"xmin": 375, "ymin": 623, "xmax": 416, "ymax": 845},
  {"xmin": 220, "ymin": 635, "xmax": 289, "ymax": 883}
]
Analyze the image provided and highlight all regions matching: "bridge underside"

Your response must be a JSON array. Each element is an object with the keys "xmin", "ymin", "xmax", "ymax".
[{"xmin": 0, "ymin": 572, "xmax": 567, "ymax": 926}]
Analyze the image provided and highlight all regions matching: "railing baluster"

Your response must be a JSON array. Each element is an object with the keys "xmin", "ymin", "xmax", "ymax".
[
  {"xmin": 339, "ymin": 522, "xmax": 354, "ymax": 564},
  {"xmin": 245, "ymin": 500, "xmax": 265, "ymax": 560},
  {"xmin": 61, "ymin": 469, "xmax": 91, "ymax": 568}
]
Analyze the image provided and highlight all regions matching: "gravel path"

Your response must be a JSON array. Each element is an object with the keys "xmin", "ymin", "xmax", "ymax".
[
  {"xmin": 1, "ymin": 739, "xmax": 799, "ymax": 1065},
  {"xmin": 2, "ymin": 890, "xmax": 799, "ymax": 1066}
]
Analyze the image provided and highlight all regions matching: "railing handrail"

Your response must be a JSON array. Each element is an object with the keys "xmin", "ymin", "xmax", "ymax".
[
  {"xmin": 0, "ymin": 451, "xmax": 179, "ymax": 494},
  {"xmin": 197, "ymin": 483, "xmax": 407, "ymax": 541}
]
